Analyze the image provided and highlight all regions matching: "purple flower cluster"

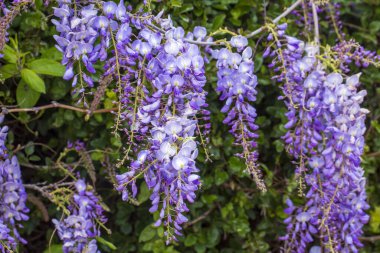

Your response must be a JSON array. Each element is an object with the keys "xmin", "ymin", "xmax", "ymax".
[
  {"xmin": 263, "ymin": 23, "xmax": 306, "ymax": 101},
  {"xmin": 53, "ymin": 179, "xmax": 107, "ymax": 253},
  {"xmin": 53, "ymin": 0, "xmax": 151, "ymax": 98},
  {"xmin": 292, "ymin": 2, "xmax": 343, "ymax": 38},
  {"xmin": 280, "ymin": 42, "xmax": 369, "ymax": 252},
  {"xmin": 0, "ymin": 115, "xmax": 29, "ymax": 252},
  {"xmin": 53, "ymin": 0, "xmax": 108, "ymax": 94},
  {"xmin": 332, "ymin": 39, "xmax": 380, "ymax": 72},
  {"xmin": 114, "ymin": 21, "xmax": 209, "ymax": 242},
  {"xmin": 281, "ymin": 43, "xmax": 319, "ymax": 188},
  {"xmin": 118, "ymin": 116, "xmax": 201, "ymax": 244},
  {"xmin": 212, "ymin": 36, "xmax": 265, "ymax": 190}
]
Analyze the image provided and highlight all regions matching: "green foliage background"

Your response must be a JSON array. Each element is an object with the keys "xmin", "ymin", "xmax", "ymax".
[{"xmin": 0, "ymin": 0, "xmax": 380, "ymax": 252}]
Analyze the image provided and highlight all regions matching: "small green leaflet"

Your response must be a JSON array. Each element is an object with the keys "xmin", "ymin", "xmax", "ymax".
[
  {"xmin": 0, "ymin": 64, "xmax": 18, "ymax": 80},
  {"xmin": 96, "ymin": 236, "xmax": 117, "ymax": 250},
  {"xmin": 1, "ymin": 45, "xmax": 18, "ymax": 63},
  {"xmin": 21, "ymin": 68, "xmax": 46, "ymax": 93}
]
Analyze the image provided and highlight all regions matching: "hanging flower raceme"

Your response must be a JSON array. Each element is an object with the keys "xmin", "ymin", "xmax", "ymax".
[
  {"xmin": 0, "ymin": 0, "xmax": 31, "ymax": 56},
  {"xmin": 280, "ymin": 41, "xmax": 369, "ymax": 252},
  {"xmin": 53, "ymin": 179, "xmax": 107, "ymax": 253},
  {"xmin": 211, "ymin": 36, "xmax": 265, "ymax": 190},
  {"xmin": 331, "ymin": 39, "xmax": 380, "ymax": 72},
  {"xmin": 53, "ymin": 0, "xmax": 115, "ymax": 95},
  {"xmin": 0, "ymin": 115, "xmax": 29, "ymax": 252},
  {"xmin": 115, "ymin": 20, "xmax": 208, "ymax": 242}
]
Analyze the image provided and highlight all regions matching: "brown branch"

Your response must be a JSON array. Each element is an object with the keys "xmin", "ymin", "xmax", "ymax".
[
  {"xmin": 366, "ymin": 151, "xmax": 380, "ymax": 158},
  {"xmin": 184, "ymin": 205, "xmax": 216, "ymax": 228},
  {"xmin": 27, "ymin": 194, "xmax": 49, "ymax": 222},
  {"xmin": 19, "ymin": 162, "xmax": 80, "ymax": 170},
  {"xmin": 360, "ymin": 235, "xmax": 380, "ymax": 243},
  {"xmin": 2, "ymin": 102, "xmax": 117, "ymax": 115}
]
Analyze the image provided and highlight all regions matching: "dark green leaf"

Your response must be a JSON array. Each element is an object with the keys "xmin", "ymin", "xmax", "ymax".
[
  {"xmin": 16, "ymin": 80, "xmax": 41, "ymax": 108},
  {"xmin": 139, "ymin": 225, "xmax": 156, "ymax": 242}
]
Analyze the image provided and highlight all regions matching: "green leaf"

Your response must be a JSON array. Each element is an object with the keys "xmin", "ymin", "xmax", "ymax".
[
  {"xmin": 137, "ymin": 183, "xmax": 150, "ymax": 204},
  {"xmin": 139, "ymin": 225, "xmax": 156, "ymax": 242},
  {"xmin": 0, "ymin": 64, "xmax": 18, "ymax": 80},
  {"xmin": 228, "ymin": 157, "xmax": 244, "ymax": 174},
  {"xmin": 47, "ymin": 78, "xmax": 70, "ymax": 100},
  {"xmin": 21, "ymin": 68, "xmax": 46, "ymax": 93},
  {"xmin": 170, "ymin": 0, "xmax": 183, "ymax": 7},
  {"xmin": 42, "ymin": 244, "xmax": 63, "ymax": 253},
  {"xmin": 25, "ymin": 142, "xmax": 35, "ymax": 156},
  {"xmin": 27, "ymin": 59, "xmax": 65, "ymax": 77},
  {"xmin": 369, "ymin": 21, "xmax": 380, "ymax": 33},
  {"xmin": 370, "ymin": 206, "xmax": 380, "ymax": 233},
  {"xmin": 1, "ymin": 45, "xmax": 18, "ymax": 63},
  {"xmin": 29, "ymin": 155, "xmax": 41, "ymax": 161},
  {"xmin": 184, "ymin": 234, "xmax": 197, "ymax": 246},
  {"xmin": 207, "ymin": 226, "xmax": 220, "ymax": 246},
  {"xmin": 16, "ymin": 80, "xmax": 41, "ymax": 108},
  {"xmin": 96, "ymin": 236, "xmax": 117, "ymax": 250},
  {"xmin": 215, "ymin": 170, "xmax": 229, "ymax": 185},
  {"xmin": 41, "ymin": 47, "xmax": 63, "ymax": 61},
  {"xmin": 212, "ymin": 14, "xmax": 226, "ymax": 30}
]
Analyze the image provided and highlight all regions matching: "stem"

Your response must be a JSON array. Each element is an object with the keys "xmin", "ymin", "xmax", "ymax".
[
  {"xmin": 246, "ymin": 0, "xmax": 303, "ymax": 38},
  {"xmin": 327, "ymin": 3, "xmax": 342, "ymax": 41},
  {"xmin": 2, "ymin": 102, "xmax": 117, "ymax": 114},
  {"xmin": 109, "ymin": 26, "xmax": 123, "ymax": 136},
  {"xmin": 311, "ymin": 1, "xmax": 320, "ymax": 47},
  {"xmin": 170, "ymin": 0, "xmax": 303, "ymax": 46}
]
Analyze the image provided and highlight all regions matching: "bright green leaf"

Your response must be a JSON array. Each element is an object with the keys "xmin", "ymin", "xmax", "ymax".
[
  {"xmin": 1, "ymin": 45, "xmax": 18, "ymax": 63},
  {"xmin": 0, "ymin": 64, "xmax": 18, "ymax": 80},
  {"xmin": 96, "ymin": 236, "xmax": 117, "ymax": 250},
  {"xmin": 21, "ymin": 68, "xmax": 46, "ymax": 93},
  {"xmin": 27, "ymin": 59, "xmax": 65, "ymax": 77},
  {"xmin": 43, "ymin": 244, "xmax": 63, "ymax": 253},
  {"xmin": 41, "ymin": 47, "xmax": 63, "ymax": 61},
  {"xmin": 370, "ymin": 206, "xmax": 380, "ymax": 233},
  {"xmin": 170, "ymin": 0, "xmax": 183, "ymax": 7}
]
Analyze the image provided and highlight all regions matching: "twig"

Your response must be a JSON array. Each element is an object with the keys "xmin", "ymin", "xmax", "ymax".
[
  {"xmin": 19, "ymin": 162, "xmax": 80, "ymax": 170},
  {"xmin": 1, "ymin": 102, "xmax": 117, "ymax": 115},
  {"xmin": 184, "ymin": 205, "xmax": 216, "ymax": 228},
  {"xmin": 311, "ymin": 1, "xmax": 320, "ymax": 46},
  {"xmin": 27, "ymin": 194, "xmax": 49, "ymax": 222},
  {"xmin": 366, "ymin": 151, "xmax": 380, "ymax": 157},
  {"xmin": 360, "ymin": 236, "xmax": 380, "ymax": 243},
  {"xmin": 246, "ymin": 0, "xmax": 303, "ymax": 38},
  {"xmin": 182, "ymin": 0, "xmax": 303, "ymax": 45}
]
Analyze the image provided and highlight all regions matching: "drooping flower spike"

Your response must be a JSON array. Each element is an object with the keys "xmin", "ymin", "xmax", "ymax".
[
  {"xmin": 212, "ymin": 36, "xmax": 265, "ymax": 191},
  {"xmin": 0, "ymin": 115, "xmax": 29, "ymax": 252},
  {"xmin": 53, "ymin": 179, "xmax": 107, "ymax": 253}
]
